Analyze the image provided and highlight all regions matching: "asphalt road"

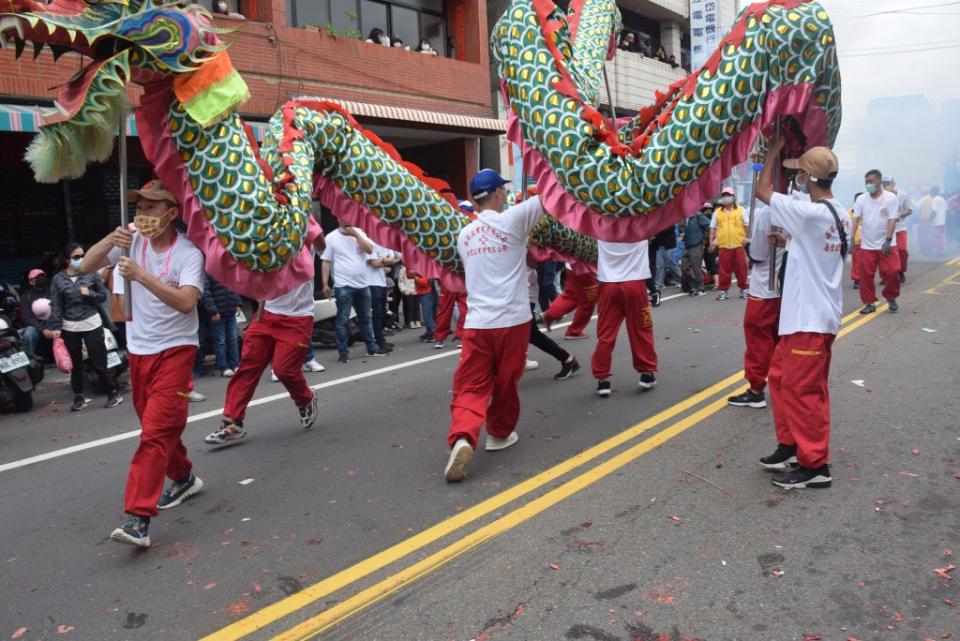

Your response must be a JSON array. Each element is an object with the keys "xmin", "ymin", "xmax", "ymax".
[{"xmin": 1, "ymin": 256, "xmax": 957, "ymax": 641}]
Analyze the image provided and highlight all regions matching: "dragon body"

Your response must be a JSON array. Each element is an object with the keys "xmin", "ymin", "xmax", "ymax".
[{"xmin": 0, "ymin": 0, "xmax": 840, "ymax": 299}]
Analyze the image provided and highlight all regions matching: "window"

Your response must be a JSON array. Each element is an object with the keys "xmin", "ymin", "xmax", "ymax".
[{"xmin": 288, "ymin": 0, "xmax": 447, "ymax": 55}]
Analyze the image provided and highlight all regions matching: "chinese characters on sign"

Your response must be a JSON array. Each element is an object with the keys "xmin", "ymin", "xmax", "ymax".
[{"xmin": 690, "ymin": 0, "xmax": 720, "ymax": 70}]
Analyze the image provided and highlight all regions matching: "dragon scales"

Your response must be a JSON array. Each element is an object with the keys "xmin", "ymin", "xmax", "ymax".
[{"xmin": 0, "ymin": 0, "xmax": 840, "ymax": 299}]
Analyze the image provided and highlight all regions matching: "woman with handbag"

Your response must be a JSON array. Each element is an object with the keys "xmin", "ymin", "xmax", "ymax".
[{"xmin": 47, "ymin": 243, "xmax": 122, "ymax": 411}]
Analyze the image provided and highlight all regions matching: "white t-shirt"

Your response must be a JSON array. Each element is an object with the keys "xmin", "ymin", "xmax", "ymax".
[
  {"xmin": 933, "ymin": 195, "xmax": 948, "ymax": 226},
  {"xmin": 596, "ymin": 240, "xmax": 650, "ymax": 283},
  {"xmin": 365, "ymin": 243, "xmax": 398, "ymax": 288},
  {"xmin": 894, "ymin": 190, "xmax": 911, "ymax": 233},
  {"xmin": 746, "ymin": 205, "xmax": 782, "ymax": 300},
  {"xmin": 769, "ymin": 194, "xmax": 848, "ymax": 336},
  {"xmin": 264, "ymin": 278, "xmax": 315, "ymax": 318},
  {"xmin": 527, "ymin": 267, "xmax": 539, "ymax": 305},
  {"xmin": 853, "ymin": 191, "xmax": 899, "ymax": 250},
  {"xmin": 458, "ymin": 197, "xmax": 544, "ymax": 329},
  {"xmin": 107, "ymin": 232, "xmax": 204, "ymax": 356},
  {"xmin": 320, "ymin": 228, "xmax": 375, "ymax": 289}
]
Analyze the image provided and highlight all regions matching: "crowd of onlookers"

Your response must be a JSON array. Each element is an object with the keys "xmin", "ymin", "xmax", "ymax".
[
  {"xmin": 364, "ymin": 28, "xmax": 451, "ymax": 57},
  {"xmin": 617, "ymin": 31, "xmax": 687, "ymax": 71}
]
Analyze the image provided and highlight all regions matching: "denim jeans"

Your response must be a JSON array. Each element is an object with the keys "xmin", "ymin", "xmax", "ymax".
[
  {"xmin": 419, "ymin": 290, "xmax": 438, "ymax": 336},
  {"xmin": 334, "ymin": 286, "xmax": 378, "ymax": 354},
  {"xmin": 655, "ymin": 246, "xmax": 682, "ymax": 288},
  {"xmin": 194, "ymin": 313, "xmax": 208, "ymax": 374},
  {"xmin": 369, "ymin": 285, "xmax": 388, "ymax": 345},
  {"xmin": 210, "ymin": 313, "xmax": 240, "ymax": 371},
  {"xmin": 19, "ymin": 326, "xmax": 40, "ymax": 356}
]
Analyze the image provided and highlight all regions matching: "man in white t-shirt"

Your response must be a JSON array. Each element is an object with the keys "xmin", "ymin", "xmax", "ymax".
[
  {"xmin": 82, "ymin": 180, "xmax": 206, "ymax": 547},
  {"xmin": 853, "ymin": 170, "xmax": 901, "ymax": 313},
  {"xmin": 320, "ymin": 223, "xmax": 387, "ymax": 362},
  {"xmin": 444, "ymin": 169, "xmax": 543, "ymax": 482},
  {"xmin": 882, "ymin": 178, "xmax": 912, "ymax": 283},
  {"xmin": 591, "ymin": 240, "xmax": 658, "ymax": 397},
  {"xmin": 756, "ymin": 141, "xmax": 848, "ymax": 490},
  {"xmin": 207, "ymin": 237, "xmax": 327, "ymax": 446},
  {"xmin": 365, "ymin": 243, "xmax": 401, "ymax": 352},
  {"xmin": 727, "ymin": 203, "xmax": 783, "ymax": 410}
]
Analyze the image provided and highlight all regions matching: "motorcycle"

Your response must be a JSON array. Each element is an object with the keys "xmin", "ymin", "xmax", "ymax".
[
  {"xmin": 0, "ymin": 313, "xmax": 43, "ymax": 412},
  {"xmin": 81, "ymin": 325, "xmax": 128, "ymax": 390},
  {"xmin": 311, "ymin": 297, "xmax": 360, "ymax": 349}
]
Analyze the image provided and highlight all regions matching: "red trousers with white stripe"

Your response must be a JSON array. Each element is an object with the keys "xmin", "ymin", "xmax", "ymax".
[
  {"xmin": 542, "ymin": 270, "xmax": 598, "ymax": 337},
  {"xmin": 717, "ymin": 247, "xmax": 748, "ymax": 292},
  {"xmin": 591, "ymin": 280, "xmax": 657, "ymax": 380},
  {"xmin": 743, "ymin": 297, "xmax": 781, "ymax": 392},
  {"xmin": 767, "ymin": 332, "xmax": 835, "ymax": 469},
  {"xmin": 858, "ymin": 248, "xmax": 900, "ymax": 305},
  {"xmin": 223, "ymin": 310, "xmax": 314, "ymax": 422},
  {"xmin": 447, "ymin": 323, "xmax": 530, "ymax": 449},
  {"xmin": 896, "ymin": 230, "xmax": 909, "ymax": 273},
  {"xmin": 433, "ymin": 290, "xmax": 467, "ymax": 343},
  {"xmin": 125, "ymin": 345, "xmax": 197, "ymax": 517}
]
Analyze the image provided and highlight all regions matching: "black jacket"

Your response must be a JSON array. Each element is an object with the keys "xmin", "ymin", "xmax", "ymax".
[
  {"xmin": 201, "ymin": 275, "xmax": 241, "ymax": 317},
  {"xmin": 48, "ymin": 271, "xmax": 108, "ymax": 330},
  {"xmin": 18, "ymin": 285, "xmax": 50, "ymax": 329}
]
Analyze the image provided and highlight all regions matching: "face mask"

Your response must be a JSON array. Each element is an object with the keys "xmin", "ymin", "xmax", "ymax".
[
  {"xmin": 69, "ymin": 257, "xmax": 83, "ymax": 270},
  {"xmin": 719, "ymin": 196, "xmax": 734, "ymax": 206},
  {"xmin": 392, "ymin": 42, "xmax": 402, "ymax": 48},
  {"xmin": 422, "ymin": 43, "xmax": 431, "ymax": 50},
  {"xmin": 865, "ymin": 183, "xmax": 878, "ymax": 195},
  {"xmin": 379, "ymin": 35, "xmax": 390, "ymax": 45},
  {"xmin": 134, "ymin": 209, "xmax": 173, "ymax": 239}
]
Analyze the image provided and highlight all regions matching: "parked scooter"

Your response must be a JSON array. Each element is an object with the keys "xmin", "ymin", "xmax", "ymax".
[
  {"xmin": 311, "ymin": 298, "xmax": 360, "ymax": 348},
  {"xmin": 81, "ymin": 325, "xmax": 128, "ymax": 391},
  {"xmin": 0, "ymin": 313, "xmax": 44, "ymax": 412}
]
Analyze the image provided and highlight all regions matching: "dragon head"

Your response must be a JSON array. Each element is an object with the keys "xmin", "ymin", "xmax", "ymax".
[{"xmin": 0, "ymin": 0, "xmax": 232, "ymax": 182}]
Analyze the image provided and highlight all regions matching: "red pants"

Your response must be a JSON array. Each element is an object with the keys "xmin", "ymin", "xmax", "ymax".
[
  {"xmin": 767, "ymin": 333, "xmax": 835, "ymax": 468},
  {"xmin": 447, "ymin": 323, "xmax": 530, "ymax": 448},
  {"xmin": 591, "ymin": 280, "xmax": 657, "ymax": 380},
  {"xmin": 718, "ymin": 247, "xmax": 748, "ymax": 292},
  {"xmin": 433, "ymin": 290, "xmax": 467, "ymax": 343},
  {"xmin": 125, "ymin": 345, "xmax": 197, "ymax": 517},
  {"xmin": 896, "ymin": 230, "xmax": 908, "ymax": 273},
  {"xmin": 850, "ymin": 246, "xmax": 861, "ymax": 283},
  {"xmin": 542, "ymin": 270, "xmax": 598, "ymax": 337},
  {"xmin": 858, "ymin": 248, "xmax": 900, "ymax": 305},
  {"xmin": 743, "ymin": 297, "xmax": 781, "ymax": 392},
  {"xmin": 223, "ymin": 310, "xmax": 314, "ymax": 422}
]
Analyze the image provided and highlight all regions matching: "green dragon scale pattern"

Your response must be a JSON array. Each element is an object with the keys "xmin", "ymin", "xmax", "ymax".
[
  {"xmin": 494, "ymin": 0, "xmax": 841, "ymax": 216},
  {"xmin": 172, "ymin": 102, "xmax": 596, "ymax": 273}
]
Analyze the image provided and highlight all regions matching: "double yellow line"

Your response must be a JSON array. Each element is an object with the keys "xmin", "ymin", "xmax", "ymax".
[{"xmin": 203, "ymin": 301, "xmax": 891, "ymax": 641}]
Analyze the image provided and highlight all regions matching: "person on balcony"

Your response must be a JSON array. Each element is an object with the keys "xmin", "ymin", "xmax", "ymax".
[
  {"xmin": 416, "ymin": 39, "xmax": 439, "ymax": 56},
  {"xmin": 365, "ymin": 29, "xmax": 390, "ymax": 46}
]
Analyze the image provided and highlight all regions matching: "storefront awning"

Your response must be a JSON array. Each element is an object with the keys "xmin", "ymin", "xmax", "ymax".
[
  {"xmin": 0, "ymin": 103, "xmax": 141, "ymax": 136},
  {"xmin": 294, "ymin": 96, "xmax": 506, "ymax": 134}
]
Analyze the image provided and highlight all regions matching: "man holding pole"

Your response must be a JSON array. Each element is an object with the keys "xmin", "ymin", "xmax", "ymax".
[{"xmin": 83, "ymin": 179, "xmax": 206, "ymax": 546}]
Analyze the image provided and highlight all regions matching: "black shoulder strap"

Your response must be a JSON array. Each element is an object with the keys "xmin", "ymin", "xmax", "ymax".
[{"xmin": 820, "ymin": 200, "xmax": 848, "ymax": 260}]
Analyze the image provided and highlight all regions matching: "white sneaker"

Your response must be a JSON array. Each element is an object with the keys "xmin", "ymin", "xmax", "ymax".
[
  {"xmin": 270, "ymin": 370, "xmax": 279, "ymax": 382},
  {"xmin": 434, "ymin": 341, "xmax": 445, "ymax": 349},
  {"xmin": 444, "ymin": 438, "xmax": 474, "ymax": 482},
  {"xmin": 525, "ymin": 359, "xmax": 539, "ymax": 371},
  {"xmin": 187, "ymin": 390, "xmax": 206, "ymax": 402},
  {"xmin": 485, "ymin": 431, "xmax": 519, "ymax": 452},
  {"xmin": 303, "ymin": 359, "xmax": 325, "ymax": 372},
  {"xmin": 221, "ymin": 369, "xmax": 235, "ymax": 378}
]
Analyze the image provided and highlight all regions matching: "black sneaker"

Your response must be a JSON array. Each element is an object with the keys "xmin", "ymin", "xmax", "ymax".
[
  {"xmin": 338, "ymin": 353, "xmax": 350, "ymax": 364},
  {"xmin": 637, "ymin": 373, "xmax": 657, "ymax": 390},
  {"xmin": 852, "ymin": 281, "xmax": 860, "ymax": 289},
  {"xmin": 381, "ymin": 341, "xmax": 395, "ymax": 349},
  {"xmin": 299, "ymin": 394, "xmax": 319, "ymax": 429},
  {"xmin": 887, "ymin": 299, "xmax": 898, "ymax": 312},
  {"xmin": 772, "ymin": 464, "xmax": 832, "ymax": 489},
  {"xmin": 418, "ymin": 334, "xmax": 436, "ymax": 343},
  {"xmin": 691, "ymin": 289, "xmax": 706, "ymax": 297},
  {"xmin": 727, "ymin": 389, "xmax": 766, "ymax": 408},
  {"xmin": 70, "ymin": 395, "xmax": 90, "ymax": 412},
  {"xmin": 104, "ymin": 392, "xmax": 123, "ymax": 409},
  {"xmin": 759, "ymin": 443, "xmax": 797, "ymax": 471},
  {"xmin": 716, "ymin": 291, "xmax": 729, "ymax": 301},
  {"xmin": 859, "ymin": 303, "xmax": 876, "ymax": 314},
  {"xmin": 157, "ymin": 474, "xmax": 204, "ymax": 510},
  {"xmin": 596, "ymin": 380, "xmax": 611, "ymax": 397},
  {"xmin": 110, "ymin": 514, "xmax": 150, "ymax": 547},
  {"xmin": 650, "ymin": 290, "xmax": 661, "ymax": 307},
  {"xmin": 554, "ymin": 357, "xmax": 581, "ymax": 381},
  {"xmin": 898, "ymin": 272, "xmax": 906, "ymax": 284},
  {"xmin": 367, "ymin": 348, "xmax": 390, "ymax": 357}
]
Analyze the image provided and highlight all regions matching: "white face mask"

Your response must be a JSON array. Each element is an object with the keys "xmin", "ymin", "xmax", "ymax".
[
  {"xmin": 719, "ymin": 196, "xmax": 734, "ymax": 206},
  {"xmin": 421, "ymin": 43, "xmax": 431, "ymax": 50},
  {"xmin": 392, "ymin": 41, "xmax": 403, "ymax": 48},
  {"xmin": 379, "ymin": 35, "xmax": 390, "ymax": 45}
]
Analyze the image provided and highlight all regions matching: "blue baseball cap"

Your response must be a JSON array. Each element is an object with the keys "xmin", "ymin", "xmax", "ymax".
[{"xmin": 469, "ymin": 169, "xmax": 511, "ymax": 199}]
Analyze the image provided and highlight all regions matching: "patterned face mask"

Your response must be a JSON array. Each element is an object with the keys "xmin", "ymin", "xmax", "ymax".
[{"xmin": 134, "ymin": 209, "xmax": 174, "ymax": 239}]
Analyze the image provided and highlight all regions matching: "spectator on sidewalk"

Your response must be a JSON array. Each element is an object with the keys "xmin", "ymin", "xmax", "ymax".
[
  {"xmin": 680, "ymin": 203, "xmax": 711, "ymax": 296},
  {"xmin": 366, "ymin": 243, "xmax": 401, "ymax": 352},
  {"xmin": 411, "ymin": 271, "xmax": 438, "ymax": 342},
  {"xmin": 48, "ymin": 243, "xmax": 122, "ymax": 411},
  {"xmin": 653, "ymin": 223, "xmax": 681, "ymax": 291},
  {"xmin": 18, "ymin": 268, "xmax": 50, "ymax": 357},
  {"xmin": 397, "ymin": 265, "xmax": 420, "ymax": 329},
  {"xmin": 200, "ymin": 274, "xmax": 242, "ymax": 377}
]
